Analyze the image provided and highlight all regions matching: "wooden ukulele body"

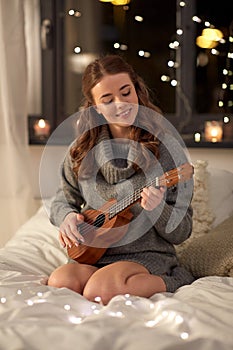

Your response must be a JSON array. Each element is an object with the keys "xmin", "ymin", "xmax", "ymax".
[
  {"xmin": 67, "ymin": 198, "xmax": 134, "ymax": 264},
  {"xmin": 67, "ymin": 162, "xmax": 194, "ymax": 264}
]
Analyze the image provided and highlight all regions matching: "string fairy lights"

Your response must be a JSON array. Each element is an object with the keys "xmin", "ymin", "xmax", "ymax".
[
  {"xmin": 193, "ymin": 15, "xmax": 233, "ymax": 120},
  {"xmin": 99, "ymin": 0, "xmax": 151, "ymax": 58},
  {"xmin": 67, "ymin": 1, "xmax": 232, "ymax": 141},
  {"xmin": 218, "ymin": 21, "xmax": 233, "ymax": 118},
  {"xmin": 0, "ymin": 285, "xmax": 192, "ymax": 339},
  {"xmin": 159, "ymin": 0, "xmax": 233, "ymax": 141},
  {"xmin": 161, "ymin": 1, "xmax": 228, "ymax": 87}
]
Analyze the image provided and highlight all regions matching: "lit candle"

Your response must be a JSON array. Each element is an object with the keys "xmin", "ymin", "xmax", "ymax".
[
  {"xmin": 194, "ymin": 132, "xmax": 201, "ymax": 142},
  {"xmin": 204, "ymin": 121, "xmax": 223, "ymax": 142},
  {"xmin": 33, "ymin": 119, "xmax": 51, "ymax": 137}
]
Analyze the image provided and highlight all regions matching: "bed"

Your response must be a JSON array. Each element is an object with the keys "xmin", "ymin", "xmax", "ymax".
[{"xmin": 0, "ymin": 160, "xmax": 233, "ymax": 350}]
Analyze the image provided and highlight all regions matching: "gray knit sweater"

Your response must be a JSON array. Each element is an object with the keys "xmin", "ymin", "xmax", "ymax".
[{"xmin": 50, "ymin": 126, "xmax": 194, "ymax": 291}]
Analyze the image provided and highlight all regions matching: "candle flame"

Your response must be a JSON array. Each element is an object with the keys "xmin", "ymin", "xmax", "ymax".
[{"xmin": 38, "ymin": 119, "xmax": 46, "ymax": 128}]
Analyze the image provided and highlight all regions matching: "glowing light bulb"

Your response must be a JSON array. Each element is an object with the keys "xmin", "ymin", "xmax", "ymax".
[
  {"xmin": 180, "ymin": 332, "xmax": 189, "ymax": 340},
  {"xmin": 211, "ymin": 49, "xmax": 219, "ymax": 55},
  {"xmin": 175, "ymin": 315, "xmax": 184, "ymax": 324},
  {"xmin": 192, "ymin": 16, "xmax": 201, "ymax": 23},
  {"xmin": 74, "ymin": 46, "xmax": 81, "ymax": 54},
  {"xmin": 145, "ymin": 320, "xmax": 158, "ymax": 327},
  {"xmin": 144, "ymin": 52, "xmax": 151, "ymax": 58},
  {"xmin": 169, "ymin": 41, "xmax": 180, "ymax": 49},
  {"xmin": 161, "ymin": 75, "xmax": 170, "ymax": 82},
  {"xmin": 179, "ymin": 1, "xmax": 186, "ymax": 7},
  {"xmin": 135, "ymin": 15, "xmax": 143, "ymax": 22},
  {"xmin": 74, "ymin": 11, "xmax": 81, "ymax": 17},
  {"xmin": 94, "ymin": 296, "xmax": 102, "ymax": 303},
  {"xmin": 168, "ymin": 60, "xmax": 175, "ymax": 67},
  {"xmin": 69, "ymin": 316, "xmax": 82, "ymax": 324},
  {"xmin": 120, "ymin": 44, "xmax": 128, "ymax": 50},
  {"xmin": 64, "ymin": 304, "xmax": 71, "ymax": 310},
  {"xmin": 171, "ymin": 79, "xmax": 178, "ymax": 87}
]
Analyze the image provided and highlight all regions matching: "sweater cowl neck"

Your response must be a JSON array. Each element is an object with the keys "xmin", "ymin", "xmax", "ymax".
[{"xmin": 95, "ymin": 125, "xmax": 137, "ymax": 184}]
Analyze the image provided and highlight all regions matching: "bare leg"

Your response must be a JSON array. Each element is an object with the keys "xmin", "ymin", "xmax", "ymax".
[
  {"xmin": 47, "ymin": 262, "xmax": 98, "ymax": 294},
  {"xmin": 83, "ymin": 261, "xmax": 166, "ymax": 305}
]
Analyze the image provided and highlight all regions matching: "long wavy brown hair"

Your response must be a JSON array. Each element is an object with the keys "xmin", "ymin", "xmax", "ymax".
[{"xmin": 70, "ymin": 54, "xmax": 164, "ymax": 177}]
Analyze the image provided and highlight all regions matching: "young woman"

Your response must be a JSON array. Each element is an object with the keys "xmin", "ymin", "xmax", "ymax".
[{"xmin": 48, "ymin": 54, "xmax": 194, "ymax": 304}]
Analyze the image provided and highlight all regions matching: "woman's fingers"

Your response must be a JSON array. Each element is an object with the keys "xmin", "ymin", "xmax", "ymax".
[
  {"xmin": 59, "ymin": 230, "xmax": 74, "ymax": 248},
  {"xmin": 141, "ymin": 186, "xmax": 165, "ymax": 211},
  {"xmin": 59, "ymin": 213, "xmax": 85, "ymax": 247},
  {"xmin": 58, "ymin": 231, "xmax": 66, "ymax": 248}
]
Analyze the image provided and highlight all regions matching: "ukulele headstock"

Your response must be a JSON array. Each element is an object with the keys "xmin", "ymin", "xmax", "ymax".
[{"xmin": 160, "ymin": 162, "xmax": 194, "ymax": 188}]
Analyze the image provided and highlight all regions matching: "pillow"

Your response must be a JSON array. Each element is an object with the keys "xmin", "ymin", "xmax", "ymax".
[
  {"xmin": 178, "ymin": 215, "xmax": 233, "ymax": 278},
  {"xmin": 176, "ymin": 160, "xmax": 215, "ymax": 255},
  {"xmin": 208, "ymin": 168, "xmax": 233, "ymax": 227}
]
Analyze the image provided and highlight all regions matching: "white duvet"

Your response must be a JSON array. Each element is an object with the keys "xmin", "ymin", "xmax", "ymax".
[{"xmin": 0, "ymin": 205, "xmax": 233, "ymax": 350}]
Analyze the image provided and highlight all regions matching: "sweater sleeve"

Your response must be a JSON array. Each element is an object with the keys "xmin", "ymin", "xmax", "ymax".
[
  {"xmin": 49, "ymin": 152, "xmax": 85, "ymax": 227},
  {"xmin": 143, "ymin": 178, "xmax": 193, "ymax": 245},
  {"xmin": 146, "ymin": 134, "xmax": 194, "ymax": 244},
  {"xmin": 155, "ymin": 196, "xmax": 193, "ymax": 244}
]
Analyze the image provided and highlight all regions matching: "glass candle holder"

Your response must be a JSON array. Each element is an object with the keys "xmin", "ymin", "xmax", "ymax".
[
  {"xmin": 33, "ymin": 119, "xmax": 51, "ymax": 139},
  {"xmin": 204, "ymin": 121, "xmax": 223, "ymax": 143}
]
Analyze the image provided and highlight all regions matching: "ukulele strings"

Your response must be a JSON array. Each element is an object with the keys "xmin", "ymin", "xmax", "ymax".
[
  {"xmin": 109, "ymin": 167, "xmax": 180, "ymax": 218},
  {"xmin": 76, "ymin": 166, "xmax": 182, "ymax": 237}
]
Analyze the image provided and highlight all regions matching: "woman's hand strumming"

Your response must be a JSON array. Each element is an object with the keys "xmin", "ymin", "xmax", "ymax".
[{"xmin": 59, "ymin": 213, "xmax": 85, "ymax": 248}]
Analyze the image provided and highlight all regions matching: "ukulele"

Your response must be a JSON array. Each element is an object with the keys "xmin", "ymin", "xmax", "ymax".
[{"xmin": 67, "ymin": 162, "xmax": 194, "ymax": 264}]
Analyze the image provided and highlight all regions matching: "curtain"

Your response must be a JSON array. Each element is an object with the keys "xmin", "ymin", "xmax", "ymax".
[{"xmin": 0, "ymin": 0, "xmax": 40, "ymax": 247}]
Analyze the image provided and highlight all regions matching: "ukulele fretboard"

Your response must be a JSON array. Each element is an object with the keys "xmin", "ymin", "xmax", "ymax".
[{"xmin": 108, "ymin": 177, "xmax": 160, "ymax": 219}]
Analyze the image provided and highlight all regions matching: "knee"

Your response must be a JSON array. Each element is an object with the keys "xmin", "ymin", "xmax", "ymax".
[
  {"xmin": 47, "ymin": 268, "xmax": 65, "ymax": 288},
  {"xmin": 47, "ymin": 264, "xmax": 82, "ymax": 293},
  {"xmin": 83, "ymin": 274, "xmax": 121, "ymax": 305},
  {"xmin": 83, "ymin": 282, "xmax": 114, "ymax": 305}
]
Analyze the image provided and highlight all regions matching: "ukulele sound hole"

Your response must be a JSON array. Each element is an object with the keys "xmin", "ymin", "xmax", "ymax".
[
  {"xmin": 77, "ymin": 213, "xmax": 105, "ymax": 237},
  {"xmin": 93, "ymin": 213, "xmax": 105, "ymax": 228}
]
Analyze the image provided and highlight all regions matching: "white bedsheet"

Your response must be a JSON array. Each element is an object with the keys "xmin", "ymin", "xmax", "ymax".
[{"xmin": 0, "ymin": 205, "xmax": 233, "ymax": 350}]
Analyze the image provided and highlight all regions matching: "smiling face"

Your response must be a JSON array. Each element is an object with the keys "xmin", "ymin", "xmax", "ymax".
[{"xmin": 91, "ymin": 73, "xmax": 139, "ymax": 138}]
